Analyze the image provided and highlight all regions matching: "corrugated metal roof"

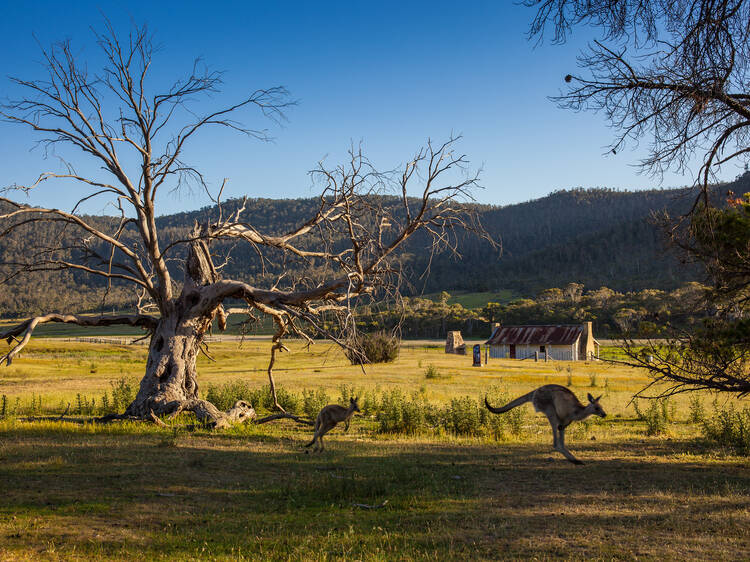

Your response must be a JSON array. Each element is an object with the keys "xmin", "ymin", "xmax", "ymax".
[{"xmin": 485, "ymin": 325, "xmax": 583, "ymax": 346}]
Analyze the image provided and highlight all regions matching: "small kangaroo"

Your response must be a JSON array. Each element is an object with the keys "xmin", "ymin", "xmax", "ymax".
[
  {"xmin": 485, "ymin": 384, "xmax": 606, "ymax": 464},
  {"xmin": 305, "ymin": 397, "xmax": 361, "ymax": 452}
]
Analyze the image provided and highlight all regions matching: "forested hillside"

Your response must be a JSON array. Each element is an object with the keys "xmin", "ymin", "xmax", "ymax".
[
  {"xmin": 417, "ymin": 187, "xmax": 700, "ymax": 293},
  {"xmin": 3, "ymin": 176, "xmax": 745, "ymax": 317}
]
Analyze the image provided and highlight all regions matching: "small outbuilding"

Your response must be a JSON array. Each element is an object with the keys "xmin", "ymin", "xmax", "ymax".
[
  {"xmin": 485, "ymin": 322, "xmax": 599, "ymax": 361},
  {"xmin": 445, "ymin": 331, "xmax": 466, "ymax": 355}
]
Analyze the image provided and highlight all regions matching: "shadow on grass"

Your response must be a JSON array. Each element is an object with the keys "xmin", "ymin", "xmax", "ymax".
[{"xmin": 0, "ymin": 426, "xmax": 748, "ymax": 559}]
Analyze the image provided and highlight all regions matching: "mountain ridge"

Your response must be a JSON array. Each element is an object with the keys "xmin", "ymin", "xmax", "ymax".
[{"xmin": 2, "ymin": 177, "xmax": 742, "ymax": 316}]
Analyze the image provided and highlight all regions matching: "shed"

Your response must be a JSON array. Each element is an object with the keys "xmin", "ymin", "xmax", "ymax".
[{"xmin": 485, "ymin": 322, "xmax": 599, "ymax": 361}]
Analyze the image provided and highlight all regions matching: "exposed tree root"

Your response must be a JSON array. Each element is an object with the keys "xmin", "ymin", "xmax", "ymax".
[{"xmin": 139, "ymin": 398, "xmax": 257, "ymax": 429}]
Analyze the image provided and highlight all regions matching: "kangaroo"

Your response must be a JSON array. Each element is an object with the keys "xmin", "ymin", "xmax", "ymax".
[
  {"xmin": 305, "ymin": 397, "xmax": 361, "ymax": 452},
  {"xmin": 485, "ymin": 384, "xmax": 606, "ymax": 464}
]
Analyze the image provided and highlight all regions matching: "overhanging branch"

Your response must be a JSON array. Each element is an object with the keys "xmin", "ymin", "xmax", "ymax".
[{"xmin": 0, "ymin": 313, "xmax": 157, "ymax": 366}]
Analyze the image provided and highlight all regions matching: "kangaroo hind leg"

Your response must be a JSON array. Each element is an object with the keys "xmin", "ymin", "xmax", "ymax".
[
  {"xmin": 544, "ymin": 410, "xmax": 560, "ymax": 449},
  {"xmin": 557, "ymin": 427, "xmax": 583, "ymax": 465},
  {"xmin": 305, "ymin": 433, "xmax": 320, "ymax": 454}
]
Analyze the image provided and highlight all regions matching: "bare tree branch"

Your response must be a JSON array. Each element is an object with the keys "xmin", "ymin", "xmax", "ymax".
[{"xmin": 0, "ymin": 313, "xmax": 157, "ymax": 366}]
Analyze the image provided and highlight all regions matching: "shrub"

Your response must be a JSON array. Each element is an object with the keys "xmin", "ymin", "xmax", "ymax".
[
  {"xmin": 376, "ymin": 389, "xmax": 429, "ymax": 434},
  {"xmin": 424, "ymin": 364, "xmax": 441, "ymax": 379},
  {"xmin": 250, "ymin": 385, "xmax": 302, "ymax": 413},
  {"xmin": 108, "ymin": 377, "xmax": 136, "ymax": 413},
  {"xmin": 30, "ymin": 394, "xmax": 43, "ymax": 415},
  {"xmin": 688, "ymin": 395, "xmax": 705, "ymax": 424},
  {"xmin": 205, "ymin": 382, "xmax": 301, "ymax": 414},
  {"xmin": 483, "ymin": 386, "xmax": 526, "ymax": 436},
  {"xmin": 338, "ymin": 383, "xmax": 362, "ymax": 404},
  {"xmin": 345, "ymin": 331, "xmax": 400, "ymax": 364},
  {"xmin": 302, "ymin": 388, "xmax": 330, "ymax": 418},
  {"xmin": 100, "ymin": 392, "xmax": 110, "ymax": 414},
  {"xmin": 702, "ymin": 403, "xmax": 750, "ymax": 454},
  {"xmin": 445, "ymin": 396, "xmax": 482, "ymax": 436},
  {"xmin": 634, "ymin": 398, "xmax": 669, "ymax": 435},
  {"xmin": 267, "ymin": 386, "xmax": 301, "ymax": 413},
  {"xmin": 205, "ymin": 380, "xmax": 252, "ymax": 411},
  {"xmin": 361, "ymin": 387, "xmax": 380, "ymax": 416},
  {"xmin": 75, "ymin": 393, "xmax": 97, "ymax": 415}
]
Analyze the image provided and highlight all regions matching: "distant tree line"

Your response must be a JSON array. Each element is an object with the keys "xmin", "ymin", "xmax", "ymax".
[{"xmin": 352, "ymin": 282, "xmax": 711, "ymax": 340}]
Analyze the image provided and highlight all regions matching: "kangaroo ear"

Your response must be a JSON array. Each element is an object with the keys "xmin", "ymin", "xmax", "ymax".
[
  {"xmin": 587, "ymin": 393, "xmax": 595, "ymax": 403},
  {"xmin": 595, "ymin": 394, "xmax": 603, "ymax": 402}
]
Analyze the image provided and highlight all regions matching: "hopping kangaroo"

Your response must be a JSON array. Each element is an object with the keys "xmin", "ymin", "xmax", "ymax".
[
  {"xmin": 485, "ymin": 384, "xmax": 606, "ymax": 464},
  {"xmin": 305, "ymin": 397, "xmax": 360, "ymax": 452}
]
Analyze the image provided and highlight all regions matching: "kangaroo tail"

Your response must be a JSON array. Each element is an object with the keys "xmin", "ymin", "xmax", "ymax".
[
  {"xmin": 485, "ymin": 391, "xmax": 534, "ymax": 414},
  {"xmin": 304, "ymin": 436, "xmax": 317, "ymax": 448}
]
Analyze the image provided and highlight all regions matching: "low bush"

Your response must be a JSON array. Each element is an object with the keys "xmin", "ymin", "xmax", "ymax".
[
  {"xmin": 633, "ymin": 398, "xmax": 670, "ymax": 436},
  {"xmin": 702, "ymin": 403, "xmax": 750, "ymax": 454},
  {"xmin": 688, "ymin": 395, "xmax": 705, "ymax": 424},
  {"xmin": 376, "ymin": 389, "xmax": 429, "ymax": 435},
  {"xmin": 374, "ymin": 385, "xmax": 525, "ymax": 439},
  {"xmin": 361, "ymin": 387, "xmax": 380, "ymax": 416},
  {"xmin": 205, "ymin": 380, "xmax": 252, "ymax": 411},
  {"xmin": 445, "ymin": 396, "xmax": 482, "ymax": 436},
  {"xmin": 483, "ymin": 386, "xmax": 526, "ymax": 437},
  {"xmin": 302, "ymin": 388, "xmax": 330, "ymax": 418},
  {"xmin": 108, "ymin": 377, "xmax": 136, "ymax": 413},
  {"xmin": 424, "ymin": 364, "xmax": 441, "ymax": 379},
  {"xmin": 206, "ymin": 382, "xmax": 302, "ymax": 414},
  {"xmin": 345, "ymin": 331, "xmax": 400, "ymax": 364}
]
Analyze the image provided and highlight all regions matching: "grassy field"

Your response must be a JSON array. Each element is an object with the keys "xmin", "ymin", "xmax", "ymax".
[
  {"xmin": 0, "ymin": 339, "xmax": 748, "ymax": 560},
  {"xmin": 422, "ymin": 290, "xmax": 515, "ymax": 309}
]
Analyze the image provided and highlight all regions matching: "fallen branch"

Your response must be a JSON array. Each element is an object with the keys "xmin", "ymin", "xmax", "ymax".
[
  {"xmin": 254, "ymin": 412, "xmax": 314, "ymax": 426},
  {"xmin": 351, "ymin": 500, "xmax": 389, "ymax": 510},
  {"xmin": 57, "ymin": 403, "xmax": 70, "ymax": 420},
  {"xmin": 149, "ymin": 409, "xmax": 167, "ymax": 427},
  {"xmin": 19, "ymin": 403, "xmax": 314, "ymax": 429}
]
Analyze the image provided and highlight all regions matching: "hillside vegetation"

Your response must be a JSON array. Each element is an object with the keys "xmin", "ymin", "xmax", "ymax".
[{"xmin": 3, "ymin": 176, "xmax": 748, "ymax": 317}]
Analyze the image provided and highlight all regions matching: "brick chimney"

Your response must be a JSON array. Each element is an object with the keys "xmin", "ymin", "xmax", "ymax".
[{"xmin": 580, "ymin": 321, "xmax": 595, "ymax": 360}]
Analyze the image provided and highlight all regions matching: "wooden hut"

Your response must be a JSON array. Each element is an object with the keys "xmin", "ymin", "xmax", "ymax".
[{"xmin": 485, "ymin": 322, "xmax": 599, "ymax": 361}]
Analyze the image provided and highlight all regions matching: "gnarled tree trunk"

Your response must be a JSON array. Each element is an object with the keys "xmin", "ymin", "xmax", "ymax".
[{"xmin": 125, "ymin": 231, "xmax": 255, "ymax": 428}]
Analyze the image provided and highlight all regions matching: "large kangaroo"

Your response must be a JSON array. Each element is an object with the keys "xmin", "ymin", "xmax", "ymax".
[
  {"xmin": 485, "ymin": 384, "xmax": 606, "ymax": 464},
  {"xmin": 305, "ymin": 397, "xmax": 361, "ymax": 452}
]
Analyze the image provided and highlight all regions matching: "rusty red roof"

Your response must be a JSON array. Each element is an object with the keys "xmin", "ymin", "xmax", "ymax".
[{"xmin": 485, "ymin": 325, "xmax": 583, "ymax": 346}]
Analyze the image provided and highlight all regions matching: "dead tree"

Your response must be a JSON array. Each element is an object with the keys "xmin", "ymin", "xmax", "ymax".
[{"xmin": 0, "ymin": 23, "xmax": 487, "ymax": 426}]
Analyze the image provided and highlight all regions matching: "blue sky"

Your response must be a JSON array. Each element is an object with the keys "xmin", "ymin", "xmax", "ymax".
[{"xmin": 0, "ymin": 0, "xmax": 734, "ymax": 215}]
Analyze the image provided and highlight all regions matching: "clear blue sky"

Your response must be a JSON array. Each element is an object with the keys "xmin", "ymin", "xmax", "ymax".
[{"xmin": 0, "ymin": 0, "xmax": 733, "ymax": 215}]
